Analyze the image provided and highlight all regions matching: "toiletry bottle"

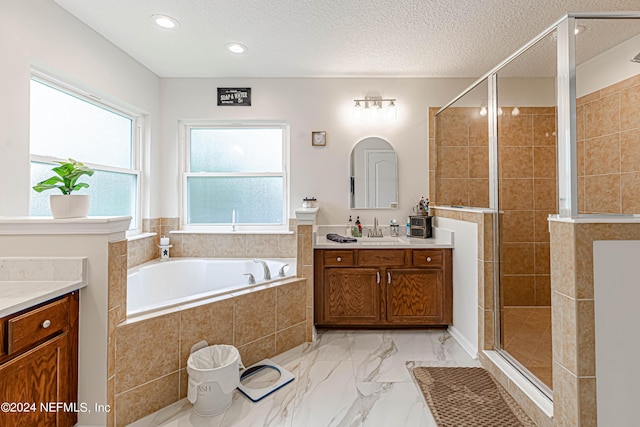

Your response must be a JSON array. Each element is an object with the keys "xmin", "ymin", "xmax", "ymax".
[
  {"xmin": 406, "ymin": 217, "xmax": 411, "ymax": 237},
  {"xmin": 347, "ymin": 216, "xmax": 353, "ymax": 236},
  {"xmin": 355, "ymin": 216, "xmax": 362, "ymax": 237}
]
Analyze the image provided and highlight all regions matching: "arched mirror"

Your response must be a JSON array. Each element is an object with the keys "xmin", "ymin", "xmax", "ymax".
[{"xmin": 350, "ymin": 137, "xmax": 398, "ymax": 209}]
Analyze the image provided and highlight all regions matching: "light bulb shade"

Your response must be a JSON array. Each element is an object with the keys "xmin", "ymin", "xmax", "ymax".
[
  {"xmin": 479, "ymin": 106, "xmax": 487, "ymax": 116},
  {"xmin": 512, "ymin": 106, "xmax": 520, "ymax": 116}
]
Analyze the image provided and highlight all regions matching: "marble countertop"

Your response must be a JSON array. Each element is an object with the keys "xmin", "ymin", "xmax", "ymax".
[
  {"xmin": 314, "ymin": 226, "xmax": 454, "ymax": 249},
  {"xmin": 0, "ymin": 280, "xmax": 87, "ymax": 318}
]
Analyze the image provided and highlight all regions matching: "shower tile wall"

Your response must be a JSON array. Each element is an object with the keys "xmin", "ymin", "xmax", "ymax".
[
  {"xmin": 429, "ymin": 107, "xmax": 489, "ymax": 208},
  {"xmin": 430, "ymin": 106, "xmax": 557, "ymax": 306},
  {"xmin": 498, "ymin": 107, "xmax": 557, "ymax": 307},
  {"xmin": 577, "ymin": 73, "xmax": 640, "ymax": 214}
]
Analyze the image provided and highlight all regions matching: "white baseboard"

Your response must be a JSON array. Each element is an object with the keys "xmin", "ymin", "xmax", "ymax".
[{"xmin": 448, "ymin": 325, "xmax": 478, "ymax": 359}]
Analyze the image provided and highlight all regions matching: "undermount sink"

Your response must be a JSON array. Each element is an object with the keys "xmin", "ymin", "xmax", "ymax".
[{"xmin": 356, "ymin": 236, "xmax": 403, "ymax": 244}]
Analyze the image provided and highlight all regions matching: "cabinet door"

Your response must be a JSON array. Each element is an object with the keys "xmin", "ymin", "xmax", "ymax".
[
  {"xmin": 324, "ymin": 267, "xmax": 381, "ymax": 325},
  {"xmin": 0, "ymin": 333, "xmax": 73, "ymax": 427},
  {"xmin": 386, "ymin": 268, "xmax": 446, "ymax": 324}
]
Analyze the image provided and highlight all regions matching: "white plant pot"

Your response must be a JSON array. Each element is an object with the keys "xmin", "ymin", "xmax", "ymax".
[{"xmin": 49, "ymin": 194, "xmax": 90, "ymax": 219}]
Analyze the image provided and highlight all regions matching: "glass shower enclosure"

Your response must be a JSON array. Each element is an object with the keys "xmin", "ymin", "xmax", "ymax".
[{"xmin": 433, "ymin": 12, "xmax": 640, "ymax": 398}]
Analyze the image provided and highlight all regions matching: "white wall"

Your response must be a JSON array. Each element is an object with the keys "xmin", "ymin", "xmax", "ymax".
[
  {"xmin": 160, "ymin": 77, "xmax": 473, "ymax": 225},
  {"xmin": 434, "ymin": 216, "xmax": 479, "ymax": 357},
  {"xmin": 0, "ymin": 0, "xmax": 161, "ymax": 217},
  {"xmin": 593, "ymin": 240, "xmax": 640, "ymax": 426}
]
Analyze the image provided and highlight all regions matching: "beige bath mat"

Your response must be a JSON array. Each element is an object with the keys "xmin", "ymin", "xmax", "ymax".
[{"xmin": 412, "ymin": 367, "xmax": 536, "ymax": 426}]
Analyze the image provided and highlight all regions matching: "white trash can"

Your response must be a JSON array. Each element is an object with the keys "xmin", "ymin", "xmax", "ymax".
[{"xmin": 187, "ymin": 344, "xmax": 244, "ymax": 416}]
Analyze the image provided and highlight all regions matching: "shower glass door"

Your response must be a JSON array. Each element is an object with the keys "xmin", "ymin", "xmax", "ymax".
[{"xmin": 495, "ymin": 31, "xmax": 557, "ymax": 394}]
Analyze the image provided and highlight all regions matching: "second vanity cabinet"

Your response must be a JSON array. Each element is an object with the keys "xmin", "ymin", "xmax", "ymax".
[
  {"xmin": 314, "ymin": 248, "xmax": 452, "ymax": 327},
  {"xmin": 0, "ymin": 292, "xmax": 79, "ymax": 427}
]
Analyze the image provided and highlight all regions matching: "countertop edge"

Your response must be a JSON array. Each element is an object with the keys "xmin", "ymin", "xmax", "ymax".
[{"xmin": 0, "ymin": 280, "xmax": 87, "ymax": 318}]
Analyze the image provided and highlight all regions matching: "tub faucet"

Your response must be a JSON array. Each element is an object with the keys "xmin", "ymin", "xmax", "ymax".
[
  {"xmin": 253, "ymin": 259, "xmax": 271, "ymax": 280},
  {"xmin": 278, "ymin": 264, "xmax": 290, "ymax": 277},
  {"xmin": 368, "ymin": 217, "xmax": 384, "ymax": 238}
]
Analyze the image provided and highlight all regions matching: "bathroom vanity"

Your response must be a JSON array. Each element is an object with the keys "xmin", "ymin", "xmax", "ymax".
[
  {"xmin": 0, "ymin": 291, "xmax": 80, "ymax": 427},
  {"xmin": 314, "ymin": 229, "xmax": 453, "ymax": 328},
  {"xmin": 0, "ymin": 257, "xmax": 86, "ymax": 427}
]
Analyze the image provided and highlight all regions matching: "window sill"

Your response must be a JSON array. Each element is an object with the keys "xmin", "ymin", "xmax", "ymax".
[
  {"xmin": 127, "ymin": 232, "xmax": 156, "ymax": 241},
  {"xmin": 171, "ymin": 229, "xmax": 293, "ymax": 235}
]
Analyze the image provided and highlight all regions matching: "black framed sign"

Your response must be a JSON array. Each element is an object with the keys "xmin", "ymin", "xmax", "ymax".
[{"xmin": 217, "ymin": 87, "xmax": 251, "ymax": 106}]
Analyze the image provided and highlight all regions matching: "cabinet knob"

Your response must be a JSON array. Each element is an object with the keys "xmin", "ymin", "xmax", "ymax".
[
  {"xmin": 426, "ymin": 257, "xmax": 432, "ymax": 262},
  {"xmin": 336, "ymin": 257, "xmax": 342, "ymax": 262},
  {"xmin": 42, "ymin": 319, "xmax": 51, "ymax": 329}
]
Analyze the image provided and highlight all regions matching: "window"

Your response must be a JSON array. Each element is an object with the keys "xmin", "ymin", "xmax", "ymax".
[
  {"xmin": 183, "ymin": 123, "xmax": 289, "ymax": 230},
  {"xmin": 29, "ymin": 76, "xmax": 141, "ymax": 230}
]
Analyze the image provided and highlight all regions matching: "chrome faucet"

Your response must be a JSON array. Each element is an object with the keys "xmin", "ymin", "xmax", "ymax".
[
  {"xmin": 278, "ymin": 263, "xmax": 290, "ymax": 277},
  {"xmin": 253, "ymin": 259, "xmax": 271, "ymax": 280},
  {"xmin": 368, "ymin": 217, "xmax": 384, "ymax": 238}
]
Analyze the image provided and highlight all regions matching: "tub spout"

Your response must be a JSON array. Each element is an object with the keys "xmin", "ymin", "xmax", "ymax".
[
  {"xmin": 253, "ymin": 259, "xmax": 271, "ymax": 280},
  {"xmin": 278, "ymin": 264, "xmax": 290, "ymax": 277}
]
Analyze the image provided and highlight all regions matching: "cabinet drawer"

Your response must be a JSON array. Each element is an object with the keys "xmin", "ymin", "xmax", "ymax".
[
  {"xmin": 323, "ymin": 251, "xmax": 354, "ymax": 266},
  {"xmin": 412, "ymin": 250, "xmax": 444, "ymax": 268},
  {"xmin": 7, "ymin": 296, "xmax": 70, "ymax": 355},
  {"xmin": 358, "ymin": 250, "xmax": 406, "ymax": 266}
]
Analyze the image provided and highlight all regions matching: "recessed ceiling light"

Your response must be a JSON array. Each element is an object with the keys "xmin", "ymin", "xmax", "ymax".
[
  {"xmin": 151, "ymin": 14, "xmax": 179, "ymax": 29},
  {"xmin": 226, "ymin": 43, "xmax": 248, "ymax": 54}
]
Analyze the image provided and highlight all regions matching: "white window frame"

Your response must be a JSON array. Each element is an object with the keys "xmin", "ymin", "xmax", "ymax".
[
  {"xmin": 29, "ymin": 72, "xmax": 143, "ymax": 235},
  {"xmin": 179, "ymin": 120, "xmax": 290, "ymax": 232}
]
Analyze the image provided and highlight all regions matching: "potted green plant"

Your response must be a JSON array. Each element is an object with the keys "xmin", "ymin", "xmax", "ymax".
[{"xmin": 32, "ymin": 158, "xmax": 94, "ymax": 219}]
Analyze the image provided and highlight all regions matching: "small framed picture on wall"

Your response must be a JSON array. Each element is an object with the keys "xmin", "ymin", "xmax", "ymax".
[{"xmin": 312, "ymin": 131, "xmax": 326, "ymax": 146}]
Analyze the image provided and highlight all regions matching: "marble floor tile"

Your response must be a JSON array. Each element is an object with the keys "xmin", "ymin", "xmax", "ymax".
[
  {"xmin": 357, "ymin": 382, "xmax": 437, "ymax": 427},
  {"xmin": 128, "ymin": 329, "xmax": 478, "ymax": 427},
  {"xmin": 291, "ymin": 361, "xmax": 361, "ymax": 427},
  {"xmin": 301, "ymin": 330, "xmax": 352, "ymax": 362}
]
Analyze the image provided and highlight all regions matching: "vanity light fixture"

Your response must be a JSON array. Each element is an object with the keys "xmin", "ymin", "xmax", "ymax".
[
  {"xmin": 353, "ymin": 97, "xmax": 397, "ymax": 122},
  {"xmin": 226, "ymin": 43, "xmax": 248, "ymax": 54},
  {"xmin": 151, "ymin": 14, "xmax": 180, "ymax": 29},
  {"xmin": 353, "ymin": 98, "xmax": 396, "ymax": 110}
]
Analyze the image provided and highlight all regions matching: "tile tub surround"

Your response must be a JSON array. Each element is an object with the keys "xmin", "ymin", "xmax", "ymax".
[
  {"xmin": 128, "ymin": 329, "xmax": 479, "ymax": 427},
  {"xmin": 112, "ymin": 278, "xmax": 307, "ymax": 426}
]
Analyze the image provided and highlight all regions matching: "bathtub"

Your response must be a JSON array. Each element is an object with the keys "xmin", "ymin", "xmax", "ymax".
[{"xmin": 127, "ymin": 258, "xmax": 297, "ymax": 318}]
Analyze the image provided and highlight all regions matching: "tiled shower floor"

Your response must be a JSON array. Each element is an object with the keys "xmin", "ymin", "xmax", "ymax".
[
  {"xmin": 128, "ymin": 329, "xmax": 479, "ymax": 427},
  {"xmin": 503, "ymin": 307, "xmax": 552, "ymax": 390}
]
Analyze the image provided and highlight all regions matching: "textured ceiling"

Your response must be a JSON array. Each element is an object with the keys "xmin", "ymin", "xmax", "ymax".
[{"xmin": 53, "ymin": 0, "xmax": 640, "ymax": 78}]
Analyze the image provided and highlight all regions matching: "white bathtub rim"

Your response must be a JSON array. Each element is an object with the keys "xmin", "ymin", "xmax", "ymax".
[
  {"xmin": 126, "ymin": 257, "xmax": 296, "ymax": 318},
  {"xmin": 122, "ymin": 275, "xmax": 304, "ymax": 326}
]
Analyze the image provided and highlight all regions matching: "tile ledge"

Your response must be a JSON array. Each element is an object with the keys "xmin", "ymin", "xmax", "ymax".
[
  {"xmin": 549, "ymin": 214, "xmax": 640, "ymax": 224},
  {"xmin": 127, "ymin": 232, "xmax": 156, "ymax": 241}
]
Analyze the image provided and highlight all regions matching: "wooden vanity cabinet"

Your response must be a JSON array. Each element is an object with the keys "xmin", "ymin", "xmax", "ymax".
[
  {"xmin": 314, "ymin": 248, "xmax": 452, "ymax": 327},
  {"xmin": 0, "ymin": 292, "xmax": 79, "ymax": 427}
]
